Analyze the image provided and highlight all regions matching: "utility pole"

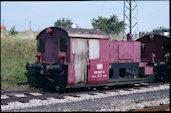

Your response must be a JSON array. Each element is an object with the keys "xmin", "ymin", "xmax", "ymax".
[
  {"xmin": 129, "ymin": 0, "xmax": 132, "ymax": 34},
  {"xmin": 123, "ymin": 0, "xmax": 125, "ymax": 40},
  {"xmin": 123, "ymin": 0, "xmax": 139, "ymax": 40},
  {"xmin": 3, "ymin": 19, "xmax": 4, "ymax": 26},
  {"xmin": 29, "ymin": 21, "xmax": 31, "ymax": 30}
]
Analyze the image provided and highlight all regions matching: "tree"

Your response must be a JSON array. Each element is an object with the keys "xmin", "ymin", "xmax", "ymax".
[
  {"xmin": 91, "ymin": 14, "xmax": 124, "ymax": 34},
  {"xmin": 54, "ymin": 18, "xmax": 73, "ymax": 27},
  {"xmin": 139, "ymin": 27, "xmax": 170, "ymax": 37},
  {"xmin": 9, "ymin": 25, "xmax": 18, "ymax": 36},
  {"xmin": 152, "ymin": 27, "xmax": 169, "ymax": 34}
]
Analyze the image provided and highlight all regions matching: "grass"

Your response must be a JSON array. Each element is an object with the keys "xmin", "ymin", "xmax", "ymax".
[
  {"xmin": 133, "ymin": 99, "xmax": 144, "ymax": 104},
  {"xmin": 1, "ymin": 33, "xmax": 37, "ymax": 89}
]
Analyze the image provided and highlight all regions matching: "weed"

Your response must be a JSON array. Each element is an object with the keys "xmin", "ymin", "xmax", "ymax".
[{"xmin": 134, "ymin": 99, "xmax": 144, "ymax": 103}]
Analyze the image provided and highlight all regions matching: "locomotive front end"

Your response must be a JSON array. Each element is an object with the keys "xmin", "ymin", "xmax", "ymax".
[{"xmin": 26, "ymin": 27, "xmax": 69, "ymax": 92}]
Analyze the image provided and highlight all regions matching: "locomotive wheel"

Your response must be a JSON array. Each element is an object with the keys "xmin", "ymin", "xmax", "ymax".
[
  {"xmin": 155, "ymin": 66, "xmax": 169, "ymax": 82},
  {"xmin": 45, "ymin": 70, "xmax": 67, "ymax": 92},
  {"xmin": 54, "ymin": 73, "xmax": 67, "ymax": 92},
  {"xmin": 55, "ymin": 85, "xmax": 65, "ymax": 93},
  {"xmin": 160, "ymin": 67, "xmax": 169, "ymax": 82},
  {"xmin": 36, "ymin": 73, "xmax": 52, "ymax": 90}
]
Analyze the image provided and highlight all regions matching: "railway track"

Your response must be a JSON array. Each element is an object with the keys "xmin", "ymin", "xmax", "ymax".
[
  {"xmin": 1, "ymin": 82, "xmax": 168, "ymax": 106},
  {"xmin": 1, "ymin": 88, "xmax": 43, "ymax": 95},
  {"xmin": 132, "ymin": 104, "xmax": 170, "ymax": 111}
]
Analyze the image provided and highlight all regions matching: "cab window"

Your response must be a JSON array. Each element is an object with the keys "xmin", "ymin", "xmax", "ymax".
[
  {"xmin": 39, "ymin": 39, "xmax": 45, "ymax": 52},
  {"xmin": 162, "ymin": 42, "xmax": 169, "ymax": 54},
  {"xmin": 141, "ymin": 43, "xmax": 145, "ymax": 55},
  {"xmin": 60, "ymin": 36, "xmax": 67, "ymax": 52}
]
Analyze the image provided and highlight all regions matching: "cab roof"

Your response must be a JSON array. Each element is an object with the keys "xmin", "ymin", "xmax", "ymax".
[{"xmin": 36, "ymin": 27, "xmax": 110, "ymax": 39}]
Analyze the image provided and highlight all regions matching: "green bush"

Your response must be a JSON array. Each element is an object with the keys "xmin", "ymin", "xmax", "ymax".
[
  {"xmin": 9, "ymin": 26, "xmax": 18, "ymax": 36},
  {"xmin": 1, "ymin": 36, "xmax": 37, "ymax": 89}
]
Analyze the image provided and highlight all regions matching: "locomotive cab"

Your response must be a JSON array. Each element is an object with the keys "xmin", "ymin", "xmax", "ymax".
[
  {"xmin": 36, "ymin": 27, "xmax": 69, "ymax": 64},
  {"xmin": 26, "ymin": 27, "xmax": 70, "ymax": 91}
]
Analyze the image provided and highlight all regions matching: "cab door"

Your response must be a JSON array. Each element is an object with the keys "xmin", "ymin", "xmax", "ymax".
[
  {"xmin": 87, "ymin": 39, "xmax": 109, "ymax": 84},
  {"xmin": 72, "ymin": 38, "xmax": 88, "ymax": 84}
]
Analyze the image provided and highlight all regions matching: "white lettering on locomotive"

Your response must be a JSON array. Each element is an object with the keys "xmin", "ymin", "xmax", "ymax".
[
  {"xmin": 94, "ymin": 70, "xmax": 105, "ymax": 74},
  {"xmin": 97, "ymin": 64, "xmax": 103, "ymax": 70}
]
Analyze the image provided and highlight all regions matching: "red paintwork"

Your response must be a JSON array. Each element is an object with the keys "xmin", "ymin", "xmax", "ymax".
[
  {"xmin": 99, "ymin": 40, "xmax": 110, "ymax": 61},
  {"xmin": 133, "ymin": 41, "xmax": 141, "ymax": 62},
  {"xmin": 87, "ymin": 59, "xmax": 109, "ymax": 84},
  {"xmin": 144, "ymin": 66, "xmax": 153, "ymax": 75},
  {"xmin": 60, "ymin": 52, "xmax": 67, "ymax": 64},
  {"xmin": 67, "ymin": 38, "xmax": 145, "ymax": 86},
  {"xmin": 119, "ymin": 41, "xmax": 134, "ymax": 59},
  {"xmin": 127, "ymin": 33, "xmax": 133, "ymax": 40},
  {"xmin": 47, "ymin": 28, "xmax": 52, "ymax": 33},
  {"xmin": 139, "ymin": 62, "xmax": 153, "ymax": 75},
  {"xmin": 87, "ymin": 40, "xmax": 109, "ymax": 84},
  {"xmin": 137, "ymin": 34, "xmax": 169, "ymax": 63},
  {"xmin": 66, "ymin": 37, "xmax": 75, "ymax": 88},
  {"xmin": 109, "ymin": 40, "xmax": 141, "ymax": 63},
  {"xmin": 36, "ymin": 52, "xmax": 42, "ymax": 62},
  {"xmin": 139, "ymin": 62, "xmax": 147, "ymax": 67},
  {"xmin": 166, "ymin": 53, "xmax": 170, "ymax": 62},
  {"xmin": 66, "ymin": 64, "xmax": 75, "ymax": 88}
]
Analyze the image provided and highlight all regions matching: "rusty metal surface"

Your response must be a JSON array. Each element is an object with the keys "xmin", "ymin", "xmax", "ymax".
[{"xmin": 133, "ymin": 104, "xmax": 170, "ymax": 111}]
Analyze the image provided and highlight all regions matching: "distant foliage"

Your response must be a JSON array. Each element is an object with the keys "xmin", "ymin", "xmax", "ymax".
[
  {"xmin": 152, "ymin": 27, "xmax": 169, "ymax": 34},
  {"xmin": 139, "ymin": 27, "xmax": 170, "ymax": 37},
  {"xmin": 54, "ymin": 18, "xmax": 73, "ymax": 27},
  {"xmin": 91, "ymin": 14, "xmax": 124, "ymax": 34},
  {"xmin": 9, "ymin": 25, "xmax": 18, "ymax": 36}
]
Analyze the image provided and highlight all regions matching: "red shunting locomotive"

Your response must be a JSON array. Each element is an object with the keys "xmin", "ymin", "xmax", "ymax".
[{"xmin": 26, "ymin": 27, "xmax": 170, "ymax": 92}]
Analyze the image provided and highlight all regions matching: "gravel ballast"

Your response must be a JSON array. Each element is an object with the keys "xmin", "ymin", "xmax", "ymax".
[{"xmin": 1, "ymin": 84, "xmax": 170, "ymax": 112}]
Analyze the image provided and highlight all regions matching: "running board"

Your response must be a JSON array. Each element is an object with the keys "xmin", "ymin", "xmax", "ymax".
[{"xmin": 71, "ymin": 78, "xmax": 148, "ymax": 88}]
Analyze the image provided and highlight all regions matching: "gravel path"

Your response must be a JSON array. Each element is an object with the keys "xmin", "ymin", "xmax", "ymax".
[{"xmin": 2, "ymin": 84, "xmax": 169, "ymax": 112}]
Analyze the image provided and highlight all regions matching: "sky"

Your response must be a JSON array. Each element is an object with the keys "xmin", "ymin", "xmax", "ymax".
[{"xmin": 1, "ymin": 1, "xmax": 170, "ymax": 33}]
